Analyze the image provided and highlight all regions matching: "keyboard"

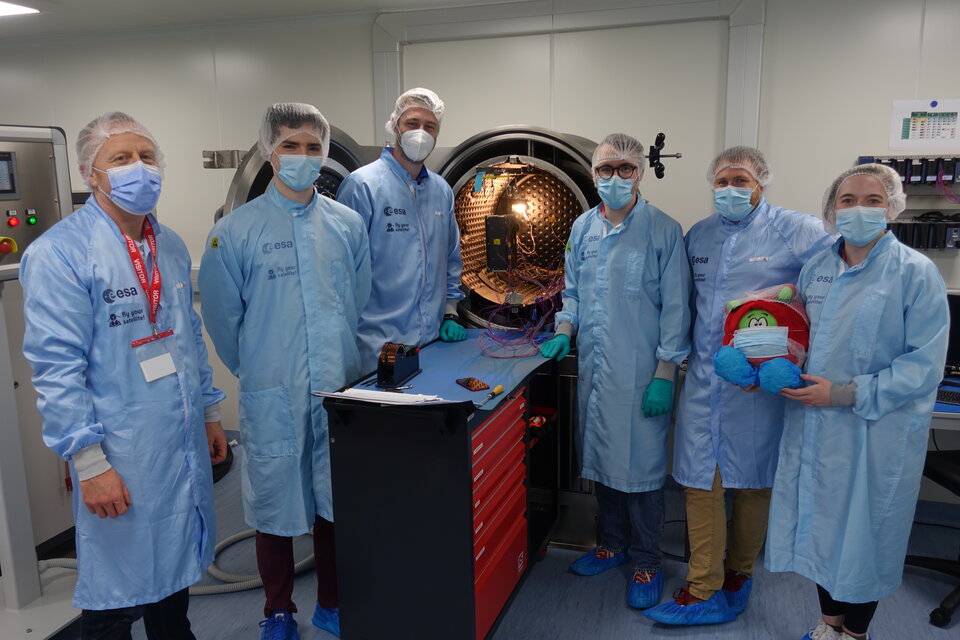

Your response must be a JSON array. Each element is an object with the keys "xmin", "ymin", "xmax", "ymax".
[{"xmin": 936, "ymin": 388, "xmax": 960, "ymax": 405}]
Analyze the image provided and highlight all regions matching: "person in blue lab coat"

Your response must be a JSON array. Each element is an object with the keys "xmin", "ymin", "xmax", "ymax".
[
  {"xmin": 20, "ymin": 112, "xmax": 227, "ymax": 640},
  {"xmin": 199, "ymin": 103, "xmax": 371, "ymax": 640},
  {"xmin": 645, "ymin": 146, "xmax": 834, "ymax": 626},
  {"xmin": 766, "ymin": 163, "xmax": 948, "ymax": 640},
  {"xmin": 336, "ymin": 87, "xmax": 466, "ymax": 370},
  {"xmin": 540, "ymin": 133, "xmax": 691, "ymax": 609}
]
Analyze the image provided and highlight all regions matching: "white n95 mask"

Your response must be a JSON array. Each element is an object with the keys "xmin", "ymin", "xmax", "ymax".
[{"xmin": 399, "ymin": 129, "xmax": 436, "ymax": 163}]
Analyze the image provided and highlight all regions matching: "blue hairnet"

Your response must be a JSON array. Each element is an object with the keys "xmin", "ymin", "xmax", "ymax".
[
  {"xmin": 76, "ymin": 112, "xmax": 163, "ymax": 186},
  {"xmin": 821, "ymin": 163, "xmax": 906, "ymax": 233},
  {"xmin": 258, "ymin": 102, "xmax": 330, "ymax": 161}
]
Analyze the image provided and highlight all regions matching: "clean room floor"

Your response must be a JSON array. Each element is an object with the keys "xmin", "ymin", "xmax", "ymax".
[{"xmin": 52, "ymin": 435, "xmax": 960, "ymax": 640}]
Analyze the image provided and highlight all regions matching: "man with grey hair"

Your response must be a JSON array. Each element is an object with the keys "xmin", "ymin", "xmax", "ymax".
[
  {"xmin": 21, "ymin": 111, "xmax": 227, "ymax": 639},
  {"xmin": 337, "ymin": 87, "xmax": 466, "ymax": 370},
  {"xmin": 541, "ymin": 132, "xmax": 691, "ymax": 611},
  {"xmin": 200, "ymin": 102, "xmax": 371, "ymax": 639},
  {"xmin": 646, "ymin": 146, "xmax": 834, "ymax": 626}
]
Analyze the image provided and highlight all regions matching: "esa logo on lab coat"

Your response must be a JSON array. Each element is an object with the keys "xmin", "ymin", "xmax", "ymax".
[
  {"xmin": 102, "ymin": 287, "xmax": 140, "ymax": 303},
  {"xmin": 262, "ymin": 240, "xmax": 294, "ymax": 254}
]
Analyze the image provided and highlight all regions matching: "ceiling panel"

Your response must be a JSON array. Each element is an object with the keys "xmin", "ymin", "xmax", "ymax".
[{"xmin": 0, "ymin": 0, "xmax": 524, "ymax": 42}]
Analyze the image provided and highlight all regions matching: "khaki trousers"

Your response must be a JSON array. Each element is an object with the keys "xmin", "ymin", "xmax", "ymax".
[{"xmin": 683, "ymin": 467, "xmax": 771, "ymax": 601}]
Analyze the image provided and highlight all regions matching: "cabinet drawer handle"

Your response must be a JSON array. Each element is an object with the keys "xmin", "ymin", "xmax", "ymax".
[
  {"xmin": 474, "ymin": 469, "xmax": 484, "ymax": 483},
  {"xmin": 473, "ymin": 443, "xmax": 484, "ymax": 456}
]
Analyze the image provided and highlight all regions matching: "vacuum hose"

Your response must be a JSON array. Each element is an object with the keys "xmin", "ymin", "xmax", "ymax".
[{"xmin": 37, "ymin": 528, "xmax": 315, "ymax": 596}]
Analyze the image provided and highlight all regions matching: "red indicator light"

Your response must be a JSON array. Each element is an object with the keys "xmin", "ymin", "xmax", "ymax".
[{"xmin": 7, "ymin": 217, "xmax": 19, "ymax": 227}]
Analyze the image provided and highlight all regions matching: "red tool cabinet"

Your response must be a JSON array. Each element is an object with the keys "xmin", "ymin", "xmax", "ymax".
[{"xmin": 325, "ymin": 371, "xmax": 556, "ymax": 640}]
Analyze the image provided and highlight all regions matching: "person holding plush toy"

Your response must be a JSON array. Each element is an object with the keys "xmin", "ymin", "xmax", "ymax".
[
  {"xmin": 646, "ymin": 146, "xmax": 833, "ymax": 626},
  {"xmin": 766, "ymin": 163, "xmax": 948, "ymax": 640}
]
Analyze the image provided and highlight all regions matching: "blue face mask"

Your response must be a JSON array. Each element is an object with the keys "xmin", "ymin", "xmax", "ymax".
[
  {"xmin": 96, "ymin": 161, "xmax": 162, "ymax": 216},
  {"xmin": 835, "ymin": 206, "xmax": 888, "ymax": 246},
  {"xmin": 597, "ymin": 176, "xmax": 636, "ymax": 210},
  {"xmin": 276, "ymin": 154, "xmax": 324, "ymax": 191},
  {"xmin": 733, "ymin": 326, "xmax": 789, "ymax": 358},
  {"xmin": 714, "ymin": 186, "xmax": 757, "ymax": 222}
]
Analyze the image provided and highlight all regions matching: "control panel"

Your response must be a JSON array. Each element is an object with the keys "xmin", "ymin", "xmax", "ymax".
[{"xmin": 0, "ymin": 126, "xmax": 72, "ymax": 281}]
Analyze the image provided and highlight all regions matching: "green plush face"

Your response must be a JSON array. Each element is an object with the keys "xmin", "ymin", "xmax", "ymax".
[{"xmin": 739, "ymin": 309, "xmax": 777, "ymax": 328}]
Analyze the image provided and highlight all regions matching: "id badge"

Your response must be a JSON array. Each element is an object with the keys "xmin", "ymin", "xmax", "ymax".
[{"xmin": 132, "ymin": 329, "xmax": 177, "ymax": 382}]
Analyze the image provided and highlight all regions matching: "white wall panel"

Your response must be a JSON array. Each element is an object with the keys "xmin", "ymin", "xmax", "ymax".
[
  {"xmin": 403, "ymin": 34, "xmax": 552, "ymax": 147},
  {"xmin": 553, "ymin": 20, "xmax": 727, "ymax": 231},
  {"xmin": 759, "ymin": 0, "xmax": 923, "ymax": 218}
]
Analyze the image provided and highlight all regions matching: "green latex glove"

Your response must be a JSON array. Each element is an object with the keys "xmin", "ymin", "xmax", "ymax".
[
  {"xmin": 642, "ymin": 378, "xmax": 674, "ymax": 418},
  {"xmin": 439, "ymin": 318, "xmax": 467, "ymax": 342},
  {"xmin": 539, "ymin": 334, "xmax": 571, "ymax": 361}
]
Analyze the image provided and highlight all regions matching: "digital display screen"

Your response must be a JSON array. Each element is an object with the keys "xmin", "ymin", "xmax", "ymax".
[{"xmin": 0, "ymin": 151, "xmax": 18, "ymax": 198}]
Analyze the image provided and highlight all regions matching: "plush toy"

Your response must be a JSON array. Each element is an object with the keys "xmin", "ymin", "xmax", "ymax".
[{"xmin": 712, "ymin": 283, "xmax": 809, "ymax": 393}]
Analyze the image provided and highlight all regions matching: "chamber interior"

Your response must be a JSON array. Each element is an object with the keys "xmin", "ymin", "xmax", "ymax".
[{"xmin": 455, "ymin": 161, "xmax": 582, "ymax": 314}]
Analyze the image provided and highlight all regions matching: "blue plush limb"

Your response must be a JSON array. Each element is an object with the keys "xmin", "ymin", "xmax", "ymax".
[
  {"xmin": 757, "ymin": 357, "xmax": 802, "ymax": 393},
  {"xmin": 713, "ymin": 346, "xmax": 759, "ymax": 387}
]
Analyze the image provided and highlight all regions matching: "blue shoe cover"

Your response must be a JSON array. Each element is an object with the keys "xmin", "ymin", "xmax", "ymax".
[
  {"xmin": 713, "ymin": 346, "xmax": 758, "ymax": 387},
  {"xmin": 722, "ymin": 576, "xmax": 752, "ymax": 615},
  {"xmin": 758, "ymin": 358, "xmax": 802, "ymax": 393},
  {"xmin": 627, "ymin": 569, "xmax": 664, "ymax": 609},
  {"xmin": 643, "ymin": 590, "xmax": 736, "ymax": 626},
  {"xmin": 311, "ymin": 603, "xmax": 341, "ymax": 637},
  {"xmin": 569, "ymin": 546, "xmax": 629, "ymax": 576},
  {"xmin": 259, "ymin": 611, "xmax": 299, "ymax": 640}
]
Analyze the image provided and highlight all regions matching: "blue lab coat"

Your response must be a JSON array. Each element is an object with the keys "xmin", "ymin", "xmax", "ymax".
[
  {"xmin": 674, "ymin": 201, "xmax": 833, "ymax": 489},
  {"xmin": 337, "ymin": 148, "xmax": 464, "ymax": 370},
  {"xmin": 556, "ymin": 198, "xmax": 691, "ymax": 492},
  {"xmin": 20, "ymin": 198, "xmax": 223, "ymax": 609},
  {"xmin": 765, "ymin": 233, "xmax": 948, "ymax": 602},
  {"xmin": 199, "ymin": 185, "xmax": 370, "ymax": 534}
]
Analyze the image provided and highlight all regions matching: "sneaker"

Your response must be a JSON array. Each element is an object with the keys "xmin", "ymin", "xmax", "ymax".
[
  {"xmin": 803, "ymin": 620, "xmax": 841, "ymax": 640},
  {"xmin": 311, "ymin": 603, "xmax": 340, "ymax": 638},
  {"xmin": 568, "ymin": 546, "xmax": 629, "ymax": 576},
  {"xmin": 721, "ymin": 569, "xmax": 753, "ymax": 615},
  {"xmin": 259, "ymin": 611, "xmax": 299, "ymax": 640},
  {"xmin": 627, "ymin": 569, "xmax": 664, "ymax": 609},
  {"xmin": 643, "ymin": 587, "xmax": 736, "ymax": 626}
]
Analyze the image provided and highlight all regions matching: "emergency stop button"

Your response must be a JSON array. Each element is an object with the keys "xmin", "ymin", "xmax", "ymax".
[{"xmin": 0, "ymin": 237, "xmax": 18, "ymax": 254}]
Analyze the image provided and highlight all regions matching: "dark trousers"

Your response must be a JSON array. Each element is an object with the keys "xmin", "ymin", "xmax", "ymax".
[
  {"xmin": 256, "ymin": 515, "xmax": 338, "ymax": 618},
  {"xmin": 81, "ymin": 588, "xmax": 193, "ymax": 640},
  {"xmin": 595, "ymin": 482, "xmax": 664, "ymax": 571},
  {"xmin": 817, "ymin": 584, "xmax": 879, "ymax": 635}
]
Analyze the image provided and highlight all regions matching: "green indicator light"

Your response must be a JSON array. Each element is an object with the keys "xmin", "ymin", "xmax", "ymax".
[{"xmin": 27, "ymin": 215, "xmax": 37, "ymax": 225}]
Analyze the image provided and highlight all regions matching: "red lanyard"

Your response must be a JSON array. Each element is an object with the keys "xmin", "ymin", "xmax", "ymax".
[{"xmin": 123, "ymin": 218, "xmax": 161, "ymax": 330}]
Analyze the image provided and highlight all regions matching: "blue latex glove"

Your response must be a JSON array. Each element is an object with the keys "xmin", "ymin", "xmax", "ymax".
[
  {"xmin": 641, "ymin": 378, "xmax": 674, "ymax": 418},
  {"xmin": 439, "ymin": 318, "xmax": 467, "ymax": 342},
  {"xmin": 757, "ymin": 357, "xmax": 803, "ymax": 393},
  {"xmin": 539, "ymin": 334, "xmax": 570, "ymax": 361},
  {"xmin": 713, "ymin": 345, "xmax": 759, "ymax": 388}
]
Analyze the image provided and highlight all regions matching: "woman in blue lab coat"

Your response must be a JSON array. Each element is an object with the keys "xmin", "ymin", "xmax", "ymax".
[{"xmin": 766, "ymin": 163, "xmax": 949, "ymax": 640}]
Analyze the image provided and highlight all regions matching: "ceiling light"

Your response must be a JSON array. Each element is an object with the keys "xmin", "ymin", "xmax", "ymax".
[{"xmin": 0, "ymin": 2, "xmax": 38, "ymax": 17}]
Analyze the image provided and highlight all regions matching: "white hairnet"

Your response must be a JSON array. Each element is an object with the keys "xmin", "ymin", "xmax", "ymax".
[
  {"xmin": 591, "ymin": 133, "xmax": 645, "ymax": 179},
  {"xmin": 258, "ymin": 102, "xmax": 330, "ymax": 161},
  {"xmin": 76, "ymin": 112, "xmax": 163, "ymax": 187},
  {"xmin": 384, "ymin": 88, "xmax": 445, "ymax": 138},
  {"xmin": 821, "ymin": 163, "xmax": 905, "ymax": 233},
  {"xmin": 708, "ymin": 145, "xmax": 771, "ymax": 187}
]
